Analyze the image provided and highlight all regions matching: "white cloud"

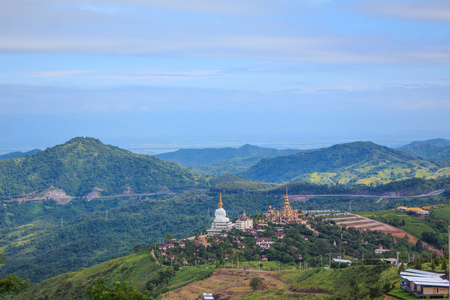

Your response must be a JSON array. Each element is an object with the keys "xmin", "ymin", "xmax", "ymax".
[
  {"xmin": 357, "ymin": 0, "xmax": 450, "ymax": 23},
  {"xmin": 27, "ymin": 70, "xmax": 98, "ymax": 77}
]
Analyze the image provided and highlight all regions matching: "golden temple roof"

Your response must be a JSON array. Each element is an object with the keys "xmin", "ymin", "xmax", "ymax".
[
  {"xmin": 218, "ymin": 193, "xmax": 223, "ymax": 209},
  {"xmin": 284, "ymin": 189, "xmax": 289, "ymax": 206}
]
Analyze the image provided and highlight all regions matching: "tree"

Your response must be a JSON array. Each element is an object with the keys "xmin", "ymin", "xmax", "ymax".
[
  {"xmin": 415, "ymin": 239, "xmax": 423, "ymax": 253},
  {"xmin": 86, "ymin": 277, "xmax": 153, "ymax": 300},
  {"xmin": 413, "ymin": 256, "xmax": 422, "ymax": 270},
  {"xmin": 0, "ymin": 252, "xmax": 30, "ymax": 298},
  {"xmin": 165, "ymin": 233, "xmax": 173, "ymax": 241},
  {"xmin": 249, "ymin": 277, "xmax": 262, "ymax": 292}
]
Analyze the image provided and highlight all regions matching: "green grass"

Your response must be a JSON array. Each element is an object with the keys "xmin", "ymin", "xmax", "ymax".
[
  {"xmin": 11, "ymin": 250, "xmax": 159, "ymax": 300},
  {"xmin": 430, "ymin": 205, "xmax": 450, "ymax": 220},
  {"xmin": 167, "ymin": 266, "xmax": 215, "ymax": 291},
  {"xmin": 281, "ymin": 265, "xmax": 398, "ymax": 299},
  {"xmin": 359, "ymin": 209, "xmax": 437, "ymax": 238}
]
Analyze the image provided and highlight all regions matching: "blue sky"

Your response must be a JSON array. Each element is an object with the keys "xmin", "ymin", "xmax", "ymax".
[{"xmin": 0, "ymin": 0, "xmax": 449, "ymax": 154}]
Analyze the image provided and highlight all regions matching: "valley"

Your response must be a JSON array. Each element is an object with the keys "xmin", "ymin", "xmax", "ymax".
[{"xmin": 0, "ymin": 137, "xmax": 448, "ymax": 299}]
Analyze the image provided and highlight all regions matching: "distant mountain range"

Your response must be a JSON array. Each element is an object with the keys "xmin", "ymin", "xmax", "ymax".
[
  {"xmin": 0, "ymin": 137, "xmax": 205, "ymax": 199},
  {"xmin": 156, "ymin": 144, "xmax": 303, "ymax": 175},
  {"xmin": 241, "ymin": 141, "xmax": 449, "ymax": 185},
  {"xmin": 397, "ymin": 138, "xmax": 450, "ymax": 166},
  {"xmin": 0, "ymin": 149, "xmax": 41, "ymax": 160},
  {"xmin": 1, "ymin": 138, "xmax": 449, "ymax": 198}
]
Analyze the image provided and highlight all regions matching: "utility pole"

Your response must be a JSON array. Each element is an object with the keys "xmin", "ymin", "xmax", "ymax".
[
  {"xmin": 61, "ymin": 217, "xmax": 63, "ymax": 228},
  {"xmin": 106, "ymin": 210, "xmax": 108, "ymax": 219}
]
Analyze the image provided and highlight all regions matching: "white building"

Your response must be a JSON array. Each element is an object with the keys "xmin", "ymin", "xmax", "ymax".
[
  {"xmin": 235, "ymin": 210, "xmax": 253, "ymax": 231},
  {"xmin": 207, "ymin": 194, "xmax": 235, "ymax": 235}
]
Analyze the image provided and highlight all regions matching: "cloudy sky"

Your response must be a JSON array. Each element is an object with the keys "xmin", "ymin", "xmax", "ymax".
[{"xmin": 1, "ymin": 0, "xmax": 449, "ymax": 153}]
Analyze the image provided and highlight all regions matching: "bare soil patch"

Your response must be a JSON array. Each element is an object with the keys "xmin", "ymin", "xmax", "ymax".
[
  {"xmin": 337, "ymin": 215, "xmax": 442, "ymax": 256},
  {"xmin": 290, "ymin": 195, "xmax": 313, "ymax": 202},
  {"xmin": 161, "ymin": 269, "xmax": 289, "ymax": 300}
]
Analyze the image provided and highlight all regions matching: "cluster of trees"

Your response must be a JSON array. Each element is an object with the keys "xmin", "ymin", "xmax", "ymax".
[
  {"xmin": 86, "ymin": 277, "xmax": 153, "ymax": 300},
  {"xmin": 0, "ymin": 252, "xmax": 29, "ymax": 298}
]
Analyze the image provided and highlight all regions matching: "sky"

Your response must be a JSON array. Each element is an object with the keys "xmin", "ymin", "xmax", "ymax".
[{"xmin": 0, "ymin": 0, "xmax": 449, "ymax": 154}]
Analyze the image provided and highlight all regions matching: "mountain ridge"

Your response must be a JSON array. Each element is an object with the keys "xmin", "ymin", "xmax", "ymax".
[
  {"xmin": 241, "ymin": 141, "xmax": 449, "ymax": 185},
  {"xmin": 0, "ymin": 137, "xmax": 205, "ymax": 199},
  {"xmin": 397, "ymin": 138, "xmax": 450, "ymax": 166}
]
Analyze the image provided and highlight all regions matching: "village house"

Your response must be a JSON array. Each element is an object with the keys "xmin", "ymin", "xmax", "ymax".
[
  {"xmin": 396, "ymin": 206, "xmax": 430, "ymax": 217},
  {"xmin": 400, "ymin": 269, "xmax": 449, "ymax": 298},
  {"xmin": 374, "ymin": 245, "xmax": 390, "ymax": 255},
  {"xmin": 235, "ymin": 210, "xmax": 253, "ymax": 230},
  {"xmin": 256, "ymin": 237, "xmax": 274, "ymax": 250},
  {"xmin": 274, "ymin": 231, "xmax": 286, "ymax": 239}
]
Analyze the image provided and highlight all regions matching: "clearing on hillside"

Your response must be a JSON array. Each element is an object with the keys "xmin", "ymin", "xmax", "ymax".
[{"xmin": 161, "ymin": 268, "xmax": 292, "ymax": 299}]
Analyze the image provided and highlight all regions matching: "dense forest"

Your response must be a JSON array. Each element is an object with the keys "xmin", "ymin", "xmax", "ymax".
[
  {"xmin": 398, "ymin": 138, "xmax": 450, "ymax": 167},
  {"xmin": 0, "ymin": 137, "xmax": 206, "ymax": 199},
  {"xmin": 241, "ymin": 141, "xmax": 449, "ymax": 185}
]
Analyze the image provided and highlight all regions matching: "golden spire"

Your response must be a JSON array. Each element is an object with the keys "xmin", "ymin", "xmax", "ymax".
[
  {"xmin": 284, "ymin": 188, "xmax": 289, "ymax": 206},
  {"xmin": 218, "ymin": 193, "xmax": 223, "ymax": 209}
]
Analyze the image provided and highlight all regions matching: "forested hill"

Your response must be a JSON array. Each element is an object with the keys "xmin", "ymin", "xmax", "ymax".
[
  {"xmin": 0, "ymin": 137, "xmax": 206, "ymax": 199},
  {"xmin": 397, "ymin": 138, "xmax": 450, "ymax": 166},
  {"xmin": 156, "ymin": 144, "xmax": 302, "ymax": 175},
  {"xmin": 241, "ymin": 141, "xmax": 449, "ymax": 185}
]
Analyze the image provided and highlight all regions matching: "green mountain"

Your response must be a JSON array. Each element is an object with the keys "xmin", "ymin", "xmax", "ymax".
[
  {"xmin": 398, "ymin": 138, "xmax": 450, "ymax": 166},
  {"xmin": 241, "ymin": 141, "xmax": 450, "ymax": 185},
  {"xmin": 156, "ymin": 144, "xmax": 302, "ymax": 176},
  {"xmin": 0, "ymin": 137, "xmax": 205, "ymax": 199},
  {"xmin": 0, "ymin": 149, "xmax": 41, "ymax": 160}
]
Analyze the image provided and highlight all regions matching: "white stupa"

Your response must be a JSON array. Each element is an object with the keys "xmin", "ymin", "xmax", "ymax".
[{"xmin": 206, "ymin": 193, "xmax": 235, "ymax": 235}]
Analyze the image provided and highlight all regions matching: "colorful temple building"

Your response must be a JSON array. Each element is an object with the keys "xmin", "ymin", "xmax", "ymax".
[{"xmin": 264, "ymin": 191, "xmax": 303, "ymax": 224}]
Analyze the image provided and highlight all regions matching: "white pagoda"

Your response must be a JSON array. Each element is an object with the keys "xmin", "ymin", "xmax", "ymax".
[{"xmin": 206, "ymin": 193, "xmax": 235, "ymax": 235}]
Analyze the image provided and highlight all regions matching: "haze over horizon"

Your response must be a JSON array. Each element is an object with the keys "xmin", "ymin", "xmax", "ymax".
[{"xmin": 1, "ymin": 1, "xmax": 449, "ymax": 154}]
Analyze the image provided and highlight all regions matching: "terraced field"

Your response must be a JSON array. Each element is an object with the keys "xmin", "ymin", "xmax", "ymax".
[{"xmin": 335, "ymin": 215, "xmax": 442, "ymax": 256}]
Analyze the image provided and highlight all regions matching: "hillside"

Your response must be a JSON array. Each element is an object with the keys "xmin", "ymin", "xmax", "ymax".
[
  {"xmin": 156, "ymin": 144, "xmax": 302, "ymax": 176},
  {"xmin": 0, "ymin": 137, "xmax": 206, "ymax": 199},
  {"xmin": 0, "ymin": 191, "xmax": 214, "ymax": 283},
  {"xmin": 0, "ymin": 149, "xmax": 41, "ymax": 160},
  {"xmin": 398, "ymin": 138, "xmax": 450, "ymax": 166},
  {"xmin": 241, "ymin": 141, "xmax": 450, "ymax": 185}
]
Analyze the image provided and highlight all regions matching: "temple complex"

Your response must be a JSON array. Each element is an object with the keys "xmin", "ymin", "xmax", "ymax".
[
  {"xmin": 206, "ymin": 193, "xmax": 235, "ymax": 235},
  {"xmin": 264, "ymin": 191, "xmax": 303, "ymax": 224}
]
